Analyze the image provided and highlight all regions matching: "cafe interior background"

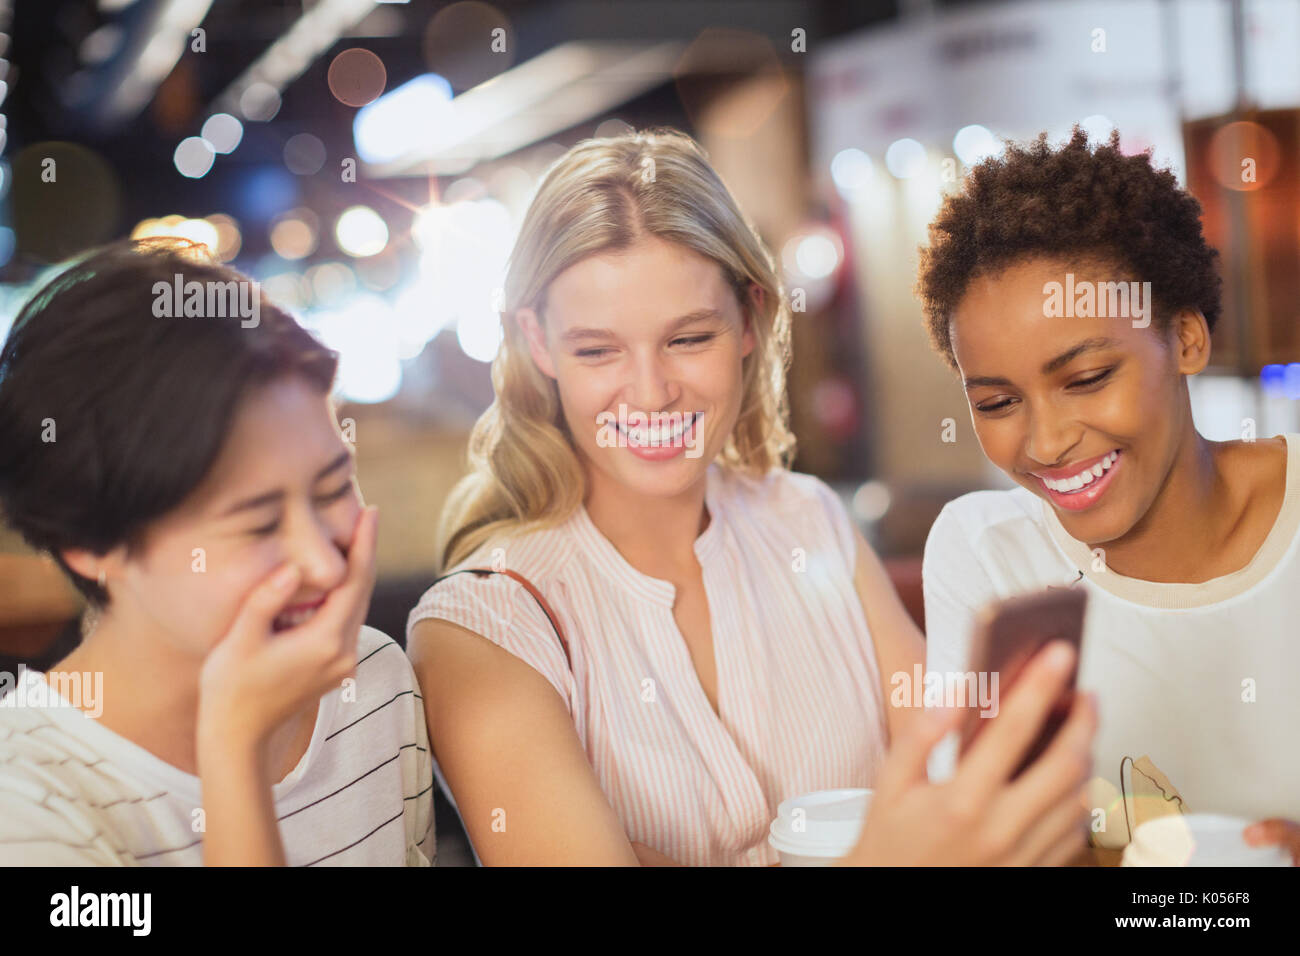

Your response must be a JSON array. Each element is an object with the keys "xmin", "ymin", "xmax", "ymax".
[{"xmin": 2, "ymin": 0, "xmax": 1299, "ymax": 863}]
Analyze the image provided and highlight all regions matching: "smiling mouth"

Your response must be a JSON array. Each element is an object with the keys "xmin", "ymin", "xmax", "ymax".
[
  {"xmin": 616, "ymin": 411, "xmax": 703, "ymax": 447},
  {"xmin": 1029, "ymin": 449, "xmax": 1123, "ymax": 511}
]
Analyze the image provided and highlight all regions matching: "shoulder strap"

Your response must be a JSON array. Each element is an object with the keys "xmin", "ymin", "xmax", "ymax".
[{"xmin": 430, "ymin": 567, "xmax": 571, "ymax": 671}]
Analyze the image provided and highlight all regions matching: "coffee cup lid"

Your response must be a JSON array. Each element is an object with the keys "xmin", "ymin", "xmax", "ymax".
[
  {"xmin": 768, "ymin": 788, "xmax": 872, "ymax": 858},
  {"xmin": 1127, "ymin": 814, "xmax": 1290, "ymax": 866}
]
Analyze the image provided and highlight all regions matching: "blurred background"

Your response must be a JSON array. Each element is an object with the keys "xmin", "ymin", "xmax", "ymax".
[{"xmin": 2, "ymin": 0, "xmax": 1300, "ymax": 859}]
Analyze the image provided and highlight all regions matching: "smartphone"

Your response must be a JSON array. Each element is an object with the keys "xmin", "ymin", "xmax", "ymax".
[{"xmin": 958, "ymin": 587, "xmax": 1087, "ymax": 778}]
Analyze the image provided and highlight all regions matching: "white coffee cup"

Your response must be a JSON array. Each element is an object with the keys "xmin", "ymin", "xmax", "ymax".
[
  {"xmin": 768, "ymin": 788, "xmax": 871, "ymax": 866},
  {"xmin": 1121, "ymin": 814, "xmax": 1290, "ymax": 867}
]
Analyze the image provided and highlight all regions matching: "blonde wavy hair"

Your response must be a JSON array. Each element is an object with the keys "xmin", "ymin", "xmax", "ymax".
[{"xmin": 437, "ymin": 127, "xmax": 795, "ymax": 570}]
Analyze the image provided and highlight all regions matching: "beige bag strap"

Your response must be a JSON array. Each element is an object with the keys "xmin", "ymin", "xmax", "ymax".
[{"xmin": 431, "ymin": 568, "xmax": 571, "ymax": 670}]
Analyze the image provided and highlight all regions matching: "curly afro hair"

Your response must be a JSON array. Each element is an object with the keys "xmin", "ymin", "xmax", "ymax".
[{"xmin": 915, "ymin": 126, "xmax": 1222, "ymax": 370}]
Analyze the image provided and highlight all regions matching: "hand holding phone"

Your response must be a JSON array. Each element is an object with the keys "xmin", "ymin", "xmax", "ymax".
[{"xmin": 960, "ymin": 587, "xmax": 1087, "ymax": 778}]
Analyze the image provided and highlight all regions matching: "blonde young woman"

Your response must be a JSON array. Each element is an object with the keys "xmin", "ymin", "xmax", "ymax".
[{"xmin": 406, "ymin": 128, "xmax": 1097, "ymax": 866}]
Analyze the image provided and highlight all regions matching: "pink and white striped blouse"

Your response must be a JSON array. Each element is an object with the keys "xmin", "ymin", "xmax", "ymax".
[{"xmin": 407, "ymin": 463, "xmax": 888, "ymax": 866}]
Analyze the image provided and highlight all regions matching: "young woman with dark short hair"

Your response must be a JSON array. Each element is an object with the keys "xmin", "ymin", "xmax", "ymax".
[{"xmin": 0, "ymin": 239, "xmax": 433, "ymax": 865}]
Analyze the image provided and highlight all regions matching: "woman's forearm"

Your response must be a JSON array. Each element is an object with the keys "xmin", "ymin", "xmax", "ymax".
[{"xmin": 197, "ymin": 728, "xmax": 286, "ymax": 867}]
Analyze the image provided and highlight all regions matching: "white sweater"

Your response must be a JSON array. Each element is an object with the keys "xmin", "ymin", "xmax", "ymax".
[{"xmin": 923, "ymin": 435, "xmax": 1300, "ymax": 849}]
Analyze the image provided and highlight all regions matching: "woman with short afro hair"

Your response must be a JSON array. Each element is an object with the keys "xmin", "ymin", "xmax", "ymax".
[{"xmin": 917, "ymin": 126, "xmax": 1300, "ymax": 862}]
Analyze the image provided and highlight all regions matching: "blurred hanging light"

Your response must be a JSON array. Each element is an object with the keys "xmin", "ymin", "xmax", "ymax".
[
  {"xmin": 201, "ymin": 113, "xmax": 244, "ymax": 154},
  {"xmin": 172, "ymin": 217, "xmax": 219, "ymax": 251},
  {"xmin": 283, "ymin": 132, "xmax": 327, "ymax": 175},
  {"xmin": 794, "ymin": 232, "xmax": 841, "ymax": 280},
  {"xmin": 830, "ymin": 147, "xmax": 873, "ymax": 199},
  {"xmin": 952, "ymin": 125, "xmax": 999, "ymax": 167},
  {"xmin": 335, "ymin": 205, "xmax": 388, "ymax": 256},
  {"xmin": 174, "ymin": 136, "xmax": 215, "ymax": 178},
  {"xmin": 884, "ymin": 138, "xmax": 926, "ymax": 179},
  {"xmin": 353, "ymin": 73, "xmax": 454, "ymax": 164},
  {"xmin": 269, "ymin": 208, "xmax": 320, "ymax": 260},
  {"xmin": 240, "ymin": 82, "xmax": 281, "ymax": 122},
  {"xmin": 852, "ymin": 480, "xmax": 892, "ymax": 523},
  {"xmin": 305, "ymin": 295, "xmax": 403, "ymax": 403},
  {"xmin": 205, "ymin": 213, "xmax": 242, "ymax": 261},
  {"xmin": 307, "ymin": 261, "xmax": 357, "ymax": 307}
]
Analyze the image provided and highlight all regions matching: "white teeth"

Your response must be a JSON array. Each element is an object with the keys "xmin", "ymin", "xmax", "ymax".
[
  {"xmin": 619, "ymin": 412, "xmax": 699, "ymax": 446},
  {"xmin": 1040, "ymin": 450, "xmax": 1120, "ymax": 493}
]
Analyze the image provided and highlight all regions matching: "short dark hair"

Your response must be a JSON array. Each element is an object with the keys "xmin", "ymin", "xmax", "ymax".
[
  {"xmin": 0, "ymin": 237, "xmax": 338, "ymax": 605},
  {"xmin": 916, "ymin": 126, "xmax": 1223, "ymax": 370}
]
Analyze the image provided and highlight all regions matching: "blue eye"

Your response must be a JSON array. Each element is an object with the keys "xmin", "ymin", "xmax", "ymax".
[
  {"xmin": 671, "ymin": 334, "xmax": 715, "ymax": 347},
  {"xmin": 575, "ymin": 348, "xmax": 612, "ymax": 358}
]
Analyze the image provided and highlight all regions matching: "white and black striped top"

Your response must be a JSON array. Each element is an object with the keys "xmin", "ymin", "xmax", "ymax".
[{"xmin": 0, "ymin": 626, "xmax": 434, "ymax": 866}]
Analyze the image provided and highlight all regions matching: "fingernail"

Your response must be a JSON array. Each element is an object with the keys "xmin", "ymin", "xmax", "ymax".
[
  {"xmin": 272, "ymin": 565, "xmax": 298, "ymax": 590},
  {"xmin": 1046, "ymin": 642, "xmax": 1073, "ymax": 671}
]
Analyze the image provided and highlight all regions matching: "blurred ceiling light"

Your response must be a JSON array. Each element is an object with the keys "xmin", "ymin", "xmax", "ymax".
[
  {"xmin": 327, "ymin": 47, "xmax": 387, "ymax": 108},
  {"xmin": 782, "ymin": 226, "xmax": 843, "ymax": 282},
  {"xmin": 410, "ymin": 204, "xmax": 446, "ymax": 250},
  {"xmin": 307, "ymin": 296, "xmax": 403, "ymax": 403},
  {"xmin": 372, "ymin": 41, "xmax": 683, "ymax": 177},
  {"xmin": 270, "ymin": 209, "xmax": 319, "ymax": 260},
  {"xmin": 130, "ymin": 215, "xmax": 220, "ymax": 256},
  {"xmin": 830, "ymin": 147, "xmax": 873, "ymax": 199},
  {"xmin": 261, "ymin": 272, "xmax": 309, "ymax": 311},
  {"xmin": 779, "ymin": 225, "xmax": 841, "ymax": 313},
  {"xmin": 444, "ymin": 177, "xmax": 487, "ymax": 204},
  {"xmin": 394, "ymin": 280, "xmax": 450, "ymax": 358},
  {"xmin": 408, "ymin": 197, "xmax": 514, "ymax": 363},
  {"xmin": 457, "ymin": 310, "xmax": 503, "ymax": 364},
  {"xmin": 348, "ymin": 5, "xmax": 406, "ymax": 39},
  {"xmin": 201, "ymin": 113, "xmax": 243, "ymax": 153},
  {"xmin": 240, "ymin": 82, "xmax": 282, "ymax": 122},
  {"xmin": 1080, "ymin": 114, "xmax": 1115, "ymax": 145},
  {"xmin": 356, "ymin": 247, "xmax": 402, "ymax": 291},
  {"xmin": 794, "ymin": 233, "xmax": 841, "ymax": 280},
  {"xmin": 884, "ymin": 138, "xmax": 927, "ymax": 179},
  {"xmin": 952, "ymin": 125, "xmax": 999, "ymax": 167},
  {"xmin": 353, "ymin": 73, "xmax": 454, "ymax": 164},
  {"xmin": 93, "ymin": 0, "xmax": 213, "ymax": 125},
  {"xmin": 172, "ymin": 217, "xmax": 219, "ymax": 251},
  {"xmin": 79, "ymin": 25, "xmax": 124, "ymax": 65},
  {"xmin": 173, "ymin": 136, "xmax": 215, "ymax": 178},
  {"xmin": 1208, "ymin": 120, "xmax": 1280, "ymax": 192},
  {"xmin": 205, "ymin": 213, "xmax": 242, "ymax": 261},
  {"xmin": 307, "ymin": 262, "xmax": 357, "ymax": 307},
  {"xmin": 98, "ymin": 0, "xmax": 140, "ymax": 10},
  {"xmin": 1286, "ymin": 364, "xmax": 1300, "ymax": 401},
  {"xmin": 283, "ymin": 133, "xmax": 327, "ymax": 175},
  {"xmin": 335, "ymin": 206, "xmax": 388, "ymax": 257},
  {"xmin": 852, "ymin": 481, "xmax": 892, "ymax": 524},
  {"xmin": 212, "ymin": 0, "xmax": 378, "ymax": 124}
]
